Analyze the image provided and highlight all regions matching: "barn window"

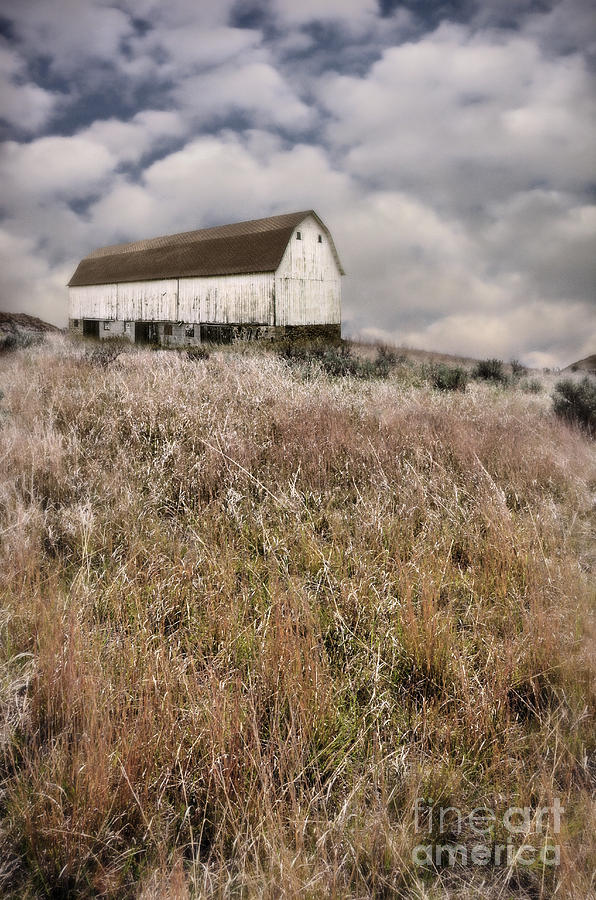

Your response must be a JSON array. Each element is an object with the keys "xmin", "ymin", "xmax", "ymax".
[
  {"xmin": 123, "ymin": 321, "xmax": 130, "ymax": 332},
  {"xmin": 72, "ymin": 319, "xmax": 79, "ymax": 328},
  {"xmin": 164, "ymin": 323, "xmax": 172, "ymax": 336},
  {"xmin": 185, "ymin": 324, "xmax": 195, "ymax": 338},
  {"xmin": 318, "ymin": 234, "xmax": 322, "ymax": 243},
  {"xmin": 296, "ymin": 231, "xmax": 301, "ymax": 240},
  {"xmin": 103, "ymin": 321, "xmax": 111, "ymax": 331}
]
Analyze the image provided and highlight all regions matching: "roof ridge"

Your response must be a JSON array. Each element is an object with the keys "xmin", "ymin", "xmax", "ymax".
[{"xmin": 87, "ymin": 210, "xmax": 315, "ymax": 259}]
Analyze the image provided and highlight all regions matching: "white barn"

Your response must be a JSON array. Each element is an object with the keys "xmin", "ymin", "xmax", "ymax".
[{"xmin": 68, "ymin": 210, "xmax": 344, "ymax": 345}]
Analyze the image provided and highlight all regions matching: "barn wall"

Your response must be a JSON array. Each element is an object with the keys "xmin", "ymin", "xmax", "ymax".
[
  {"xmin": 117, "ymin": 280, "xmax": 178, "ymax": 321},
  {"xmin": 99, "ymin": 320, "xmax": 138, "ymax": 341},
  {"xmin": 159, "ymin": 322, "xmax": 202, "ymax": 347},
  {"xmin": 69, "ymin": 274, "xmax": 275, "ymax": 325},
  {"xmin": 178, "ymin": 273, "xmax": 274, "ymax": 324},
  {"xmin": 274, "ymin": 215, "xmax": 341, "ymax": 327},
  {"xmin": 69, "ymin": 280, "xmax": 177, "ymax": 321},
  {"xmin": 69, "ymin": 284, "xmax": 118, "ymax": 319}
]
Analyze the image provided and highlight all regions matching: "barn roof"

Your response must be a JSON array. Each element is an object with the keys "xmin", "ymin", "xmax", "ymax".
[{"xmin": 68, "ymin": 210, "xmax": 344, "ymax": 287}]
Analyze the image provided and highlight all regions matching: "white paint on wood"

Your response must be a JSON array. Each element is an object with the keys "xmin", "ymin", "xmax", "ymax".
[
  {"xmin": 117, "ymin": 279, "xmax": 177, "ymax": 321},
  {"xmin": 178, "ymin": 272, "xmax": 274, "ymax": 324},
  {"xmin": 69, "ymin": 279, "xmax": 177, "ymax": 321},
  {"xmin": 69, "ymin": 283, "xmax": 118, "ymax": 319},
  {"xmin": 274, "ymin": 215, "xmax": 341, "ymax": 326}
]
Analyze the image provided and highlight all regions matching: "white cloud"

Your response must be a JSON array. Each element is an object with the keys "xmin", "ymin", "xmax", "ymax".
[
  {"xmin": 0, "ymin": 229, "xmax": 71, "ymax": 325},
  {"xmin": 0, "ymin": 43, "xmax": 58, "ymax": 131},
  {"xmin": 173, "ymin": 62, "xmax": 314, "ymax": 131},
  {"xmin": 0, "ymin": 79, "xmax": 56, "ymax": 133},
  {"xmin": 0, "ymin": 110, "xmax": 188, "ymax": 212},
  {"xmin": 482, "ymin": 191, "xmax": 596, "ymax": 302},
  {"xmin": 117, "ymin": 0, "xmax": 238, "ymax": 28},
  {"xmin": 81, "ymin": 110, "xmax": 187, "ymax": 164},
  {"xmin": 523, "ymin": 0, "xmax": 596, "ymax": 57},
  {"xmin": 130, "ymin": 24, "xmax": 263, "ymax": 75},
  {"xmin": 321, "ymin": 24, "xmax": 596, "ymax": 203},
  {"xmin": 88, "ymin": 131, "xmax": 354, "ymax": 240},
  {"xmin": 0, "ymin": 136, "xmax": 115, "ymax": 199},
  {"xmin": 394, "ymin": 300, "xmax": 596, "ymax": 369},
  {"xmin": 5, "ymin": 0, "xmax": 134, "ymax": 75},
  {"xmin": 271, "ymin": 0, "xmax": 378, "ymax": 30}
]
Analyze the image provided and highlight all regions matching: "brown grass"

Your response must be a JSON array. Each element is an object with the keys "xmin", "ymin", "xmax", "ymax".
[{"xmin": 0, "ymin": 335, "xmax": 594, "ymax": 898}]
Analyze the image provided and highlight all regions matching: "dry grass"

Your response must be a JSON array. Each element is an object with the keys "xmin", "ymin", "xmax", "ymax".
[{"xmin": 0, "ymin": 335, "xmax": 594, "ymax": 898}]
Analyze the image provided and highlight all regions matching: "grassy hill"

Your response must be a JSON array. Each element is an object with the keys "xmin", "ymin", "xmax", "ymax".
[
  {"xmin": 0, "ymin": 335, "xmax": 594, "ymax": 898},
  {"xmin": 565, "ymin": 353, "xmax": 596, "ymax": 373},
  {"xmin": 0, "ymin": 310, "xmax": 60, "ymax": 336}
]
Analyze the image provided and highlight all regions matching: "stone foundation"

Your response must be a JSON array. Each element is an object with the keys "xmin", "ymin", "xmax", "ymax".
[
  {"xmin": 69, "ymin": 320, "xmax": 341, "ymax": 346},
  {"xmin": 280, "ymin": 324, "xmax": 342, "ymax": 344}
]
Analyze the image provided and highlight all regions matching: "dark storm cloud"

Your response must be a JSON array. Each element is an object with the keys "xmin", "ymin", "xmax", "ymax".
[{"xmin": 0, "ymin": 0, "xmax": 594, "ymax": 365}]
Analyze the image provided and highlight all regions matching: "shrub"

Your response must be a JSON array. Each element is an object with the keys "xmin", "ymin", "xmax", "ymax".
[
  {"xmin": 376, "ymin": 344, "xmax": 400, "ymax": 364},
  {"xmin": 371, "ymin": 344, "xmax": 405, "ymax": 378},
  {"xmin": 277, "ymin": 341, "xmax": 318, "ymax": 365},
  {"xmin": 510, "ymin": 359, "xmax": 527, "ymax": 378},
  {"xmin": 430, "ymin": 364, "xmax": 469, "ymax": 392},
  {"xmin": 279, "ymin": 342, "xmax": 395, "ymax": 379},
  {"xmin": 0, "ymin": 331, "xmax": 42, "ymax": 353},
  {"xmin": 317, "ymin": 344, "xmax": 363, "ymax": 377},
  {"xmin": 552, "ymin": 377, "xmax": 596, "ymax": 436},
  {"xmin": 186, "ymin": 346, "xmax": 210, "ymax": 361},
  {"xmin": 520, "ymin": 377, "xmax": 544, "ymax": 394},
  {"xmin": 85, "ymin": 337, "xmax": 129, "ymax": 368},
  {"xmin": 473, "ymin": 358, "xmax": 508, "ymax": 384}
]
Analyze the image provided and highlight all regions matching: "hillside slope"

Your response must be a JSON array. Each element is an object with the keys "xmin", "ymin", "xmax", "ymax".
[
  {"xmin": 0, "ymin": 336, "xmax": 594, "ymax": 898},
  {"xmin": 565, "ymin": 353, "xmax": 596, "ymax": 373},
  {"xmin": 0, "ymin": 311, "xmax": 60, "ymax": 348}
]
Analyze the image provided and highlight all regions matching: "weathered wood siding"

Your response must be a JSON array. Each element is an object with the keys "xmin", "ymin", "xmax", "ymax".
[
  {"xmin": 69, "ymin": 283, "xmax": 118, "ymax": 320},
  {"xmin": 117, "ymin": 279, "xmax": 177, "ymax": 321},
  {"xmin": 69, "ymin": 279, "xmax": 177, "ymax": 322},
  {"xmin": 274, "ymin": 215, "xmax": 341, "ymax": 326},
  {"xmin": 70, "ymin": 274, "xmax": 275, "ymax": 324},
  {"xmin": 178, "ymin": 273, "xmax": 274, "ymax": 324}
]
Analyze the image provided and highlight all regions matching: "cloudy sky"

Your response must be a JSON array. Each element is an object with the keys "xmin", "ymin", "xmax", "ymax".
[{"xmin": 0, "ymin": 0, "xmax": 594, "ymax": 366}]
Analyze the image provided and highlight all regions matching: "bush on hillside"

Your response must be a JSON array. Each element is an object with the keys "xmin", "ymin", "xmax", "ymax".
[
  {"xmin": 510, "ymin": 359, "xmax": 527, "ymax": 378},
  {"xmin": 430, "ymin": 363, "xmax": 469, "ymax": 392},
  {"xmin": 0, "ymin": 331, "xmax": 42, "ymax": 353},
  {"xmin": 279, "ymin": 341, "xmax": 397, "ymax": 379},
  {"xmin": 316, "ymin": 344, "xmax": 362, "ymax": 377},
  {"xmin": 369, "ymin": 345, "xmax": 408, "ymax": 377},
  {"xmin": 553, "ymin": 377, "xmax": 596, "ymax": 436},
  {"xmin": 473, "ymin": 358, "xmax": 508, "ymax": 384},
  {"xmin": 520, "ymin": 377, "xmax": 544, "ymax": 394}
]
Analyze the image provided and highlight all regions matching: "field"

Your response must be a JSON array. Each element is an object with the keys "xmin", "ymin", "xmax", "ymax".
[{"xmin": 0, "ymin": 336, "xmax": 594, "ymax": 898}]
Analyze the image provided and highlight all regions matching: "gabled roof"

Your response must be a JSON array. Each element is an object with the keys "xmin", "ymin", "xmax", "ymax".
[{"xmin": 68, "ymin": 210, "xmax": 345, "ymax": 287}]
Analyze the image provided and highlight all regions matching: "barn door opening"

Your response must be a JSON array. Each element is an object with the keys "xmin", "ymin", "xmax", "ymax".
[
  {"xmin": 135, "ymin": 322, "xmax": 158, "ymax": 344},
  {"xmin": 82, "ymin": 319, "xmax": 100, "ymax": 338},
  {"xmin": 200, "ymin": 324, "xmax": 233, "ymax": 344}
]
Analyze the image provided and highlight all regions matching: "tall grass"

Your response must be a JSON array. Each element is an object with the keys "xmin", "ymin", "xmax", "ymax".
[{"xmin": 0, "ymin": 336, "xmax": 594, "ymax": 898}]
